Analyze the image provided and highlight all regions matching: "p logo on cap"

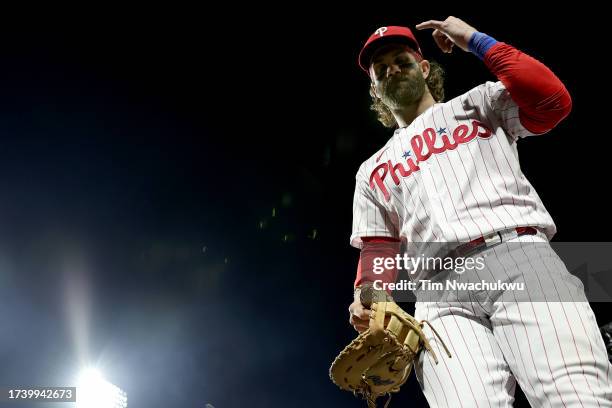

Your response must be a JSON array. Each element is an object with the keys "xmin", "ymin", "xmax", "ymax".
[
  {"xmin": 358, "ymin": 26, "xmax": 424, "ymax": 73},
  {"xmin": 374, "ymin": 27, "xmax": 388, "ymax": 37}
]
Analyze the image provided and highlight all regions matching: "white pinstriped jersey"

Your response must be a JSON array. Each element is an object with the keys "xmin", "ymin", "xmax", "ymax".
[{"xmin": 350, "ymin": 81, "xmax": 556, "ymax": 248}]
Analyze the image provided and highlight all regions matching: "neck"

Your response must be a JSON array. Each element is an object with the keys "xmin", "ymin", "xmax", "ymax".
[{"xmin": 392, "ymin": 92, "xmax": 436, "ymax": 128}]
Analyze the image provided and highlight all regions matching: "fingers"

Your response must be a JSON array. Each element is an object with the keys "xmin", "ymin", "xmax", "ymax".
[
  {"xmin": 348, "ymin": 310, "xmax": 392, "ymax": 333},
  {"xmin": 433, "ymin": 29, "xmax": 454, "ymax": 53},
  {"xmin": 417, "ymin": 20, "xmax": 453, "ymax": 53},
  {"xmin": 347, "ymin": 302, "xmax": 395, "ymax": 333},
  {"xmin": 349, "ymin": 314, "xmax": 370, "ymax": 333},
  {"xmin": 416, "ymin": 17, "xmax": 476, "ymax": 52},
  {"xmin": 349, "ymin": 301, "xmax": 372, "ymax": 333},
  {"xmin": 349, "ymin": 302, "xmax": 371, "ymax": 320},
  {"xmin": 432, "ymin": 29, "xmax": 447, "ymax": 52},
  {"xmin": 415, "ymin": 20, "xmax": 446, "ymax": 31}
]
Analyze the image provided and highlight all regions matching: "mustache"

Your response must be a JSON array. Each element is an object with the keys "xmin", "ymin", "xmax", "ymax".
[{"xmin": 382, "ymin": 73, "xmax": 412, "ymax": 93}]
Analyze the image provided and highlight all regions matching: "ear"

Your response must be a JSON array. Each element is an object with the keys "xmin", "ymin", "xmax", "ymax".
[{"xmin": 419, "ymin": 60, "xmax": 431, "ymax": 80}]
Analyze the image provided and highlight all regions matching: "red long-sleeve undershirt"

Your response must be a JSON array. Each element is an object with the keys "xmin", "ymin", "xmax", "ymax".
[
  {"xmin": 354, "ymin": 237, "xmax": 401, "ymax": 288},
  {"xmin": 354, "ymin": 43, "xmax": 572, "ymax": 288},
  {"xmin": 484, "ymin": 42, "xmax": 572, "ymax": 134}
]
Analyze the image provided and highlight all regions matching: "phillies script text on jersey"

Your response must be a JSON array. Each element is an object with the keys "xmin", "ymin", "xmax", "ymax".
[{"xmin": 370, "ymin": 120, "xmax": 492, "ymax": 201}]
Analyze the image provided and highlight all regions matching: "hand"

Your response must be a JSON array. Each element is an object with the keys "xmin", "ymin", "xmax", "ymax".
[
  {"xmin": 348, "ymin": 287, "xmax": 371, "ymax": 333},
  {"xmin": 416, "ymin": 16, "xmax": 477, "ymax": 53}
]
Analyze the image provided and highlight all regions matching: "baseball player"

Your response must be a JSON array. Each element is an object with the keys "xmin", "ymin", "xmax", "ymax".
[{"xmin": 347, "ymin": 17, "xmax": 612, "ymax": 406}]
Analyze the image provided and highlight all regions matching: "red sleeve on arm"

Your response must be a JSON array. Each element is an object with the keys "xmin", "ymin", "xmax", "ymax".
[
  {"xmin": 483, "ymin": 42, "xmax": 572, "ymax": 134},
  {"xmin": 354, "ymin": 236, "xmax": 401, "ymax": 292}
]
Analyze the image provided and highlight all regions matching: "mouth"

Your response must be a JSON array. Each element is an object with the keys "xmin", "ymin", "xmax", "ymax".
[
  {"xmin": 386, "ymin": 76, "xmax": 410, "ymax": 87},
  {"xmin": 385, "ymin": 78, "xmax": 410, "ymax": 93}
]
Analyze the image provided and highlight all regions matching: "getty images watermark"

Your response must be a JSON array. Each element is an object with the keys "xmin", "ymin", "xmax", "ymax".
[
  {"xmin": 372, "ymin": 253, "xmax": 486, "ymax": 274},
  {"xmin": 361, "ymin": 241, "xmax": 612, "ymax": 303},
  {"xmin": 370, "ymin": 254, "xmax": 526, "ymax": 292}
]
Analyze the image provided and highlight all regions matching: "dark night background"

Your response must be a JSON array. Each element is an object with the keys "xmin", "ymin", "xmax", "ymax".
[{"xmin": 0, "ymin": 5, "xmax": 609, "ymax": 408}]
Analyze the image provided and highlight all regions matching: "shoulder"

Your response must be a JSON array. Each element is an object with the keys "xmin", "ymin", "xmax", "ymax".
[
  {"xmin": 455, "ymin": 81, "xmax": 506, "ymax": 103},
  {"xmin": 439, "ymin": 81, "xmax": 508, "ymax": 113}
]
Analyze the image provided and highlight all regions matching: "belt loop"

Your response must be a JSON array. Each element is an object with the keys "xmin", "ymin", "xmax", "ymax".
[
  {"xmin": 484, "ymin": 232, "xmax": 502, "ymax": 246},
  {"xmin": 499, "ymin": 228, "xmax": 519, "ymax": 243}
]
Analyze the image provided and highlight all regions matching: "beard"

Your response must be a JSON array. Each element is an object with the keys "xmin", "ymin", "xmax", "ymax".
[{"xmin": 380, "ymin": 71, "xmax": 426, "ymax": 110}]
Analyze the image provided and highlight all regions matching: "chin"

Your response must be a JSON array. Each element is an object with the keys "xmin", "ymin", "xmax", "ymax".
[{"xmin": 386, "ymin": 95, "xmax": 420, "ymax": 110}]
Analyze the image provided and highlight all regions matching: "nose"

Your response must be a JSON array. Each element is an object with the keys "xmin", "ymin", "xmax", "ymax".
[{"xmin": 386, "ymin": 63, "xmax": 402, "ymax": 78}]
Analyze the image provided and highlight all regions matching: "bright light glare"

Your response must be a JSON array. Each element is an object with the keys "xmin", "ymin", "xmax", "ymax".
[{"xmin": 77, "ymin": 368, "xmax": 127, "ymax": 408}]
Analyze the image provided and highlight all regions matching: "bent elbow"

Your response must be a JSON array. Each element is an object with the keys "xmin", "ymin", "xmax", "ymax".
[{"xmin": 519, "ymin": 86, "xmax": 573, "ymax": 135}]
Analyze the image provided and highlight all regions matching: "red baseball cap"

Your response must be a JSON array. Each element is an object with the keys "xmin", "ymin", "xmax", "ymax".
[{"xmin": 358, "ymin": 26, "xmax": 424, "ymax": 74}]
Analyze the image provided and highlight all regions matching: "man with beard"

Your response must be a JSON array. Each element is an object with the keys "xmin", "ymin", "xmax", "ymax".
[{"xmin": 347, "ymin": 17, "xmax": 612, "ymax": 407}]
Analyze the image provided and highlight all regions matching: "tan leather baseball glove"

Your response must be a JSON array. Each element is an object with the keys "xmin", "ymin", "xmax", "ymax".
[{"xmin": 329, "ymin": 283, "xmax": 451, "ymax": 408}]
